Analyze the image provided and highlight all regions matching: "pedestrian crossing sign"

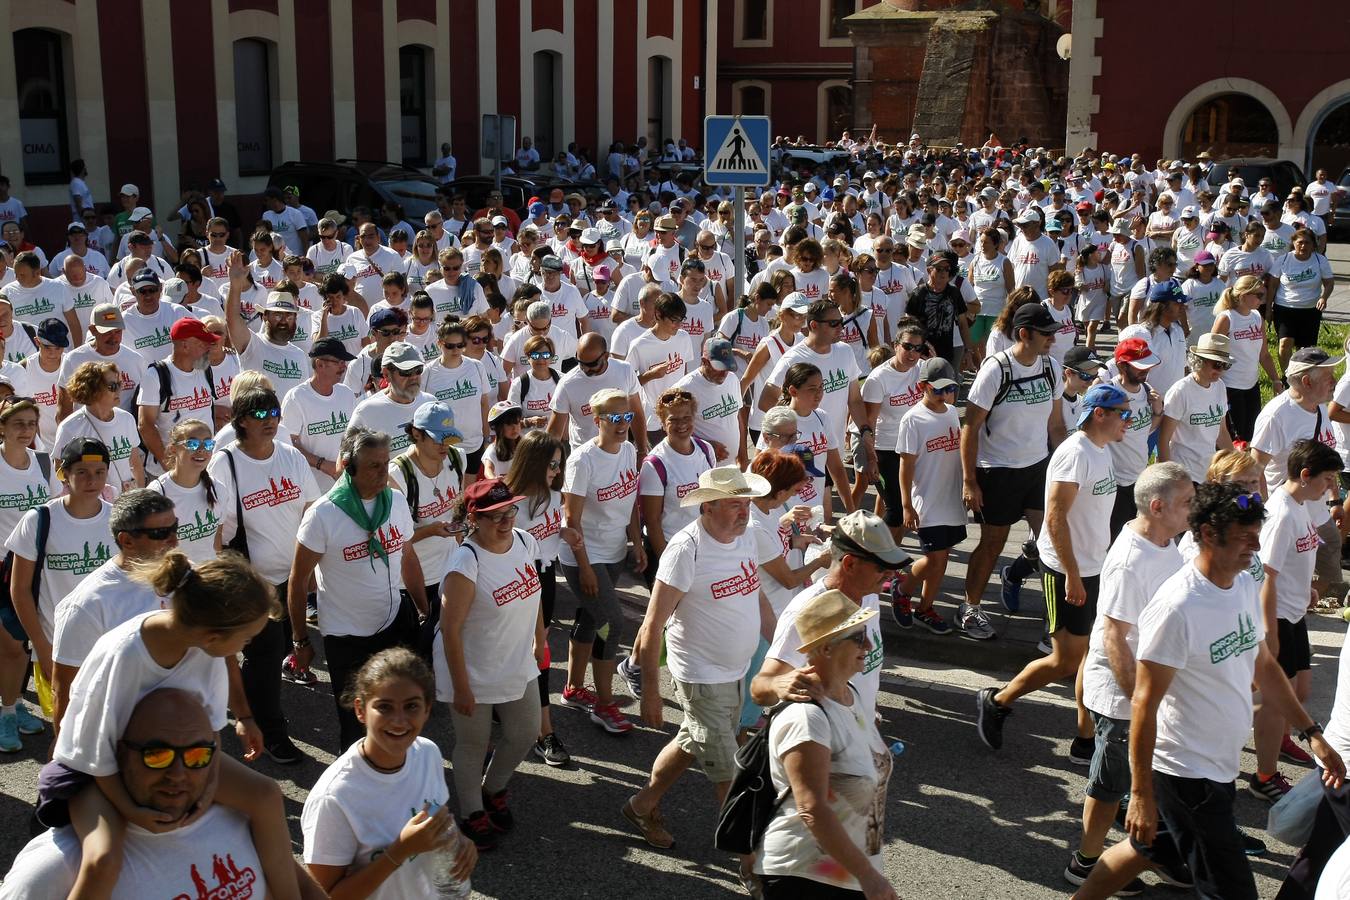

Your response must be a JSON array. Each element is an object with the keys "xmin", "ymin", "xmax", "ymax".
[{"xmin": 703, "ymin": 115, "xmax": 771, "ymax": 187}]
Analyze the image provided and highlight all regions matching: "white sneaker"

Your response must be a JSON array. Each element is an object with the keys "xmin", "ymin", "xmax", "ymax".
[{"xmin": 959, "ymin": 603, "xmax": 996, "ymax": 640}]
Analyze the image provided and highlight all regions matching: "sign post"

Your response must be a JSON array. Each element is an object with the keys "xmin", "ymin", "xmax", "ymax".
[{"xmin": 703, "ymin": 115, "xmax": 771, "ymax": 304}]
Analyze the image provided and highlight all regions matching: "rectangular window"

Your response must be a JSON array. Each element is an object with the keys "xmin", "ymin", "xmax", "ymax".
[
  {"xmin": 399, "ymin": 47, "xmax": 429, "ymax": 167},
  {"xmin": 234, "ymin": 39, "xmax": 273, "ymax": 176},
  {"xmin": 742, "ymin": 0, "xmax": 768, "ymax": 42},
  {"xmin": 14, "ymin": 29, "xmax": 72, "ymax": 185}
]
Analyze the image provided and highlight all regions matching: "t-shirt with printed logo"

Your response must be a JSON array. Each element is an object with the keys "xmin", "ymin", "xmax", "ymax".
[
  {"xmin": 5, "ymin": 498, "xmax": 114, "ymax": 641},
  {"xmin": 209, "ymin": 442, "xmax": 319, "ymax": 584},
  {"xmin": 559, "ymin": 439, "xmax": 639, "ymax": 566},
  {"xmin": 1037, "ymin": 430, "xmax": 1116, "ymax": 576}
]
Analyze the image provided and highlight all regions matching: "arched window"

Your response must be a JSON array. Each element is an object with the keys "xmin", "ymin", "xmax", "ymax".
[
  {"xmin": 13, "ymin": 28, "xmax": 73, "ymax": 185},
  {"xmin": 1181, "ymin": 93, "xmax": 1278, "ymax": 160},
  {"xmin": 233, "ymin": 38, "xmax": 277, "ymax": 176},
  {"xmin": 399, "ymin": 46, "xmax": 431, "ymax": 166}
]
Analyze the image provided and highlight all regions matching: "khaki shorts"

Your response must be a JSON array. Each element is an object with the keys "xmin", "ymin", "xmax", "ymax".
[{"xmin": 672, "ymin": 678, "xmax": 743, "ymax": 782}]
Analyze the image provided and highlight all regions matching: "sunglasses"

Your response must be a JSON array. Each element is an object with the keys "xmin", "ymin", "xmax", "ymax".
[
  {"xmin": 179, "ymin": 438, "xmax": 216, "ymax": 452},
  {"xmin": 527, "ymin": 351, "xmax": 555, "ymax": 360},
  {"xmin": 1234, "ymin": 492, "xmax": 1264, "ymax": 511},
  {"xmin": 602, "ymin": 412, "xmax": 635, "ymax": 424},
  {"xmin": 477, "ymin": 504, "xmax": 518, "ymax": 523},
  {"xmin": 121, "ymin": 739, "xmax": 217, "ymax": 770},
  {"xmin": 128, "ymin": 522, "xmax": 179, "ymax": 541},
  {"xmin": 247, "ymin": 407, "xmax": 281, "ymax": 419}
]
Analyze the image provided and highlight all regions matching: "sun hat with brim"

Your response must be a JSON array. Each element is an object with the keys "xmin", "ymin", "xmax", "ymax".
[
  {"xmin": 463, "ymin": 477, "xmax": 526, "ymax": 515},
  {"xmin": 679, "ymin": 466, "xmax": 772, "ymax": 507},
  {"xmin": 1192, "ymin": 333, "xmax": 1233, "ymax": 364},
  {"xmin": 1076, "ymin": 383, "xmax": 1131, "ymax": 429},
  {"xmin": 795, "ymin": 589, "xmax": 879, "ymax": 655},
  {"xmin": 833, "ymin": 509, "xmax": 912, "ymax": 567},
  {"xmin": 1287, "ymin": 347, "xmax": 1345, "ymax": 377}
]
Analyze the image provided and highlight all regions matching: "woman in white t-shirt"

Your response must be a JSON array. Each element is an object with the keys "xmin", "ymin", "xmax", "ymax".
[
  {"xmin": 303, "ymin": 648, "xmax": 477, "ymax": 897},
  {"xmin": 481, "ymin": 402, "xmax": 523, "ymax": 478},
  {"xmin": 755, "ymin": 589, "xmax": 895, "ymax": 900},
  {"xmin": 436, "ymin": 477, "xmax": 547, "ymax": 850},
  {"xmin": 52, "ymin": 360, "xmax": 144, "ymax": 496},
  {"xmin": 503, "ymin": 430, "xmax": 573, "ymax": 767},
  {"xmin": 1211, "ymin": 274, "xmax": 1282, "ymax": 442},
  {"xmin": 149, "ymin": 418, "xmax": 228, "ymax": 564}
]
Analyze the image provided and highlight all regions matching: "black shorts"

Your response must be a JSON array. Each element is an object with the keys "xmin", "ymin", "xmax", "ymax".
[
  {"xmin": 1277, "ymin": 617, "xmax": 1312, "ymax": 678},
  {"xmin": 974, "ymin": 458, "xmax": 1048, "ymax": 527},
  {"xmin": 1273, "ymin": 304, "xmax": 1322, "ymax": 348},
  {"xmin": 918, "ymin": 523, "xmax": 966, "ymax": 553},
  {"xmin": 1042, "ymin": 565, "xmax": 1100, "ymax": 636}
]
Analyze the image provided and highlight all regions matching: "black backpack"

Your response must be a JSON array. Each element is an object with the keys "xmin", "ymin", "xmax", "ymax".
[{"xmin": 713, "ymin": 699, "xmax": 820, "ymax": 855}]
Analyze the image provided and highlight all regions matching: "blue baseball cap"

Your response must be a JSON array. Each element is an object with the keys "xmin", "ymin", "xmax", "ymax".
[
  {"xmin": 1147, "ymin": 278, "xmax": 1186, "ymax": 304},
  {"xmin": 412, "ymin": 400, "xmax": 463, "ymax": 443},
  {"xmin": 1075, "ymin": 383, "xmax": 1130, "ymax": 429},
  {"xmin": 784, "ymin": 442, "xmax": 825, "ymax": 478}
]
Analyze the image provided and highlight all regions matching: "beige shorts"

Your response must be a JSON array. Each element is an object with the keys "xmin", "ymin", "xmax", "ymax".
[{"xmin": 672, "ymin": 678, "xmax": 743, "ymax": 782}]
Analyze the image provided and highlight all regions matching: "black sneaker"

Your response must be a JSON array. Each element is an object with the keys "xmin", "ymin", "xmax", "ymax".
[
  {"xmin": 461, "ymin": 810, "xmax": 499, "ymax": 850},
  {"xmin": 265, "ymin": 737, "xmax": 303, "ymax": 765},
  {"xmin": 975, "ymin": 686, "xmax": 1010, "ymax": 750},
  {"xmin": 1068, "ymin": 735, "xmax": 1095, "ymax": 766},
  {"xmin": 533, "ymin": 732, "xmax": 571, "ymax": 767},
  {"xmin": 1062, "ymin": 852, "xmax": 1144, "ymax": 895},
  {"xmin": 482, "ymin": 787, "xmax": 514, "ymax": 832}
]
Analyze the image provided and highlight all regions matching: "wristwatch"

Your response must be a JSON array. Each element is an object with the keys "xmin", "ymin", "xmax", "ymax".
[{"xmin": 1299, "ymin": 721, "xmax": 1323, "ymax": 743}]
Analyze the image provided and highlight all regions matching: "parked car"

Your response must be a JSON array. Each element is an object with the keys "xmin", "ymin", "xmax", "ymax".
[
  {"xmin": 267, "ymin": 159, "xmax": 442, "ymax": 222},
  {"xmin": 1210, "ymin": 157, "xmax": 1307, "ymax": 202}
]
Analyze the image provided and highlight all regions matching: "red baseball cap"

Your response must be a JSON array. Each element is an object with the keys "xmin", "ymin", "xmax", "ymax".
[{"xmin": 170, "ymin": 317, "xmax": 221, "ymax": 344}]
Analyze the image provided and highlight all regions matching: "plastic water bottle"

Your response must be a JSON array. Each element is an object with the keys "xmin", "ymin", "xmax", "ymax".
[{"xmin": 427, "ymin": 809, "xmax": 472, "ymax": 898}]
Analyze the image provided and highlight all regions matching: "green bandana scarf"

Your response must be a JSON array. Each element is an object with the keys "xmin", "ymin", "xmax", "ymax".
[{"xmin": 328, "ymin": 469, "xmax": 394, "ymax": 570}]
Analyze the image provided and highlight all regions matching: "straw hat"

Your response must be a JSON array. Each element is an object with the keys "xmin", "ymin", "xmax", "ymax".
[
  {"xmin": 679, "ymin": 466, "xmax": 772, "ymax": 507},
  {"xmin": 795, "ymin": 589, "xmax": 878, "ymax": 654}
]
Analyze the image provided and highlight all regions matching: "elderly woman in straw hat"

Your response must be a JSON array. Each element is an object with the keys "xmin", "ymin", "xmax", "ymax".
[
  {"xmin": 1157, "ymin": 332, "xmax": 1235, "ymax": 484},
  {"xmin": 754, "ymin": 588, "xmax": 897, "ymax": 900},
  {"xmin": 623, "ymin": 466, "xmax": 778, "ymax": 861}
]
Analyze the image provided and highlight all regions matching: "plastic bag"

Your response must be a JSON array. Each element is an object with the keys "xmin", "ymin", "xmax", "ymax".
[
  {"xmin": 32, "ymin": 663, "xmax": 55, "ymax": 720},
  {"xmin": 1268, "ymin": 769, "xmax": 1324, "ymax": 847}
]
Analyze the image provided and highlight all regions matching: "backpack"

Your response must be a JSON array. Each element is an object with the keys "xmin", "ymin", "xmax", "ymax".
[
  {"xmin": 984, "ymin": 350, "xmax": 1056, "ymax": 436},
  {"xmin": 393, "ymin": 448, "xmax": 463, "ymax": 521},
  {"xmin": 0, "ymin": 504, "xmax": 52, "ymax": 641},
  {"xmin": 713, "ymin": 699, "xmax": 821, "ymax": 855}
]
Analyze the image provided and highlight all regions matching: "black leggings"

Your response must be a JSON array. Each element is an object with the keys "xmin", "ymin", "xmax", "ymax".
[
  {"xmin": 1226, "ymin": 384, "xmax": 1261, "ymax": 443},
  {"xmin": 536, "ymin": 561, "xmax": 557, "ymax": 706}
]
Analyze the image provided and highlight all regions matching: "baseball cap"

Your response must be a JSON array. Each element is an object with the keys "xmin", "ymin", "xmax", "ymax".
[
  {"xmin": 540, "ymin": 254, "xmax": 565, "ymax": 272},
  {"xmin": 832, "ymin": 510, "xmax": 912, "ymax": 568},
  {"xmin": 783, "ymin": 442, "xmax": 825, "ymax": 478},
  {"xmin": 169, "ymin": 318, "xmax": 220, "ymax": 344},
  {"xmin": 918, "ymin": 356, "xmax": 957, "ymax": 390},
  {"xmin": 778, "ymin": 292, "xmax": 811, "ymax": 315},
  {"xmin": 1012, "ymin": 303, "xmax": 1058, "ymax": 334},
  {"xmin": 1287, "ymin": 347, "xmax": 1345, "ymax": 376},
  {"xmin": 1147, "ymin": 279, "xmax": 1186, "ymax": 304},
  {"xmin": 1076, "ymin": 383, "xmax": 1131, "ymax": 428},
  {"xmin": 382, "ymin": 341, "xmax": 424, "ymax": 372},
  {"xmin": 308, "ymin": 336, "xmax": 357, "ymax": 361},
  {"xmin": 35, "ymin": 318, "xmax": 69, "ymax": 349},
  {"xmin": 262, "ymin": 291, "xmax": 298, "ymax": 313},
  {"xmin": 1062, "ymin": 346, "xmax": 1106, "ymax": 377},
  {"xmin": 704, "ymin": 337, "xmax": 738, "ymax": 374},
  {"xmin": 412, "ymin": 400, "xmax": 464, "ymax": 443},
  {"xmin": 129, "ymin": 269, "xmax": 161, "ymax": 290},
  {"xmin": 128, "ymin": 207, "xmax": 153, "ymax": 223},
  {"xmin": 89, "ymin": 303, "xmax": 125, "ymax": 333},
  {"xmin": 118, "ymin": 184, "xmax": 139, "ymax": 197},
  {"xmin": 1114, "ymin": 337, "xmax": 1160, "ymax": 369},
  {"xmin": 58, "ymin": 436, "xmax": 111, "ymax": 471}
]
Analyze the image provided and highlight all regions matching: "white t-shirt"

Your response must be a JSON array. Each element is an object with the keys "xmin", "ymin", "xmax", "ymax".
[
  {"xmin": 1163, "ymin": 376, "xmax": 1228, "ymax": 483},
  {"xmin": 51, "ymin": 407, "xmax": 140, "ymax": 493},
  {"xmin": 1272, "ymin": 252, "xmax": 1333, "ymax": 309},
  {"xmin": 671, "ymin": 368, "xmax": 742, "ymax": 457},
  {"xmin": 1138, "ymin": 563, "xmax": 1263, "ymax": 783},
  {"xmin": 5, "ymin": 498, "xmax": 114, "ymax": 641},
  {"xmin": 768, "ymin": 580, "xmax": 884, "ymax": 717},
  {"xmin": 1036, "ymin": 431, "xmax": 1116, "ymax": 576},
  {"xmin": 766, "ymin": 342, "xmax": 861, "ymax": 444},
  {"xmin": 388, "ymin": 450, "xmax": 464, "ymax": 584},
  {"xmin": 239, "ymin": 337, "xmax": 309, "ymax": 401},
  {"xmin": 894, "ymin": 402, "xmax": 964, "ymax": 528},
  {"xmin": 302, "ymin": 737, "xmax": 451, "ymax": 896},
  {"xmin": 349, "ymin": 390, "xmax": 437, "ymax": 454},
  {"xmin": 209, "ymin": 442, "xmax": 319, "ymax": 584},
  {"xmin": 54, "ymin": 611, "xmax": 227, "ymax": 776},
  {"xmin": 423, "ymin": 357, "xmax": 488, "ymax": 453},
  {"xmin": 966, "ymin": 351, "xmax": 1063, "ymax": 469},
  {"xmin": 280, "ymin": 380, "xmax": 357, "ymax": 491},
  {"xmin": 1260, "ymin": 488, "xmax": 1319, "ymax": 623},
  {"xmin": 627, "ymin": 329, "xmax": 694, "ymax": 430},
  {"xmin": 559, "ymin": 440, "xmax": 638, "ymax": 566},
  {"xmin": 148, "ymin": 472, "xmax": 231, "ymax": 564},
  {"xmin": 862, "ymin": 362, "xmax": 924, "ymax": 452},
  {"xmin": 549, "ymin": 360, "xmax": 641, "ymax": 448},
  {"xmin": 52, "ymin": 559, "xmax": 164, "ymax": 667},
  {"xmin": 758, "ymin": 694, "xmax": 890, "ymax": 892},
  {"xmin": 297, "ymin": 494, "xmax": 416, "ymax": 637},
  {"xmin": 434, "ymin": 529, "xmax": 542, "ymax": 703},
  {"xmin": 1, "ymin": 807, "xmax": 266, "ymax": 900},
  {"xmin": 1082, "ymin": 528, "xmax": 1184, "ymax": 721},
  {"xmin": 657, "ymin": 518, "xmax": 777, "ymax": 683},
  {"xmin": 639, "ymin": 438, "xmax": 716, "ymax": 541},
  {"xmin": 0, "ymin": 277, "xmax": 72, "ymax": 327}
]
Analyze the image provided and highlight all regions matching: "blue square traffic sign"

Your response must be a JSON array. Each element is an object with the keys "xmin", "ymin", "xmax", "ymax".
[{"xmin": 703, "ymin": 116, "xmax": 771, "ymax": 187}]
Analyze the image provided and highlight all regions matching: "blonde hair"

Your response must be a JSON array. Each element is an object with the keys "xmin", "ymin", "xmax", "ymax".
[
  {"xmin": 1206, "ymin": 447, "xmax": 1260, "ymax": 483},
  {"xmin": 1215, "ymin": 274, "xmax": 1265, "ymax": 313}
]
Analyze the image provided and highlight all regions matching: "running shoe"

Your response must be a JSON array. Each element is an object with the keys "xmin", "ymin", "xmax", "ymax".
[
  {"xmin": 461, "ymin": 811, "xmax": 499, "ymax": 850},
  {"xmin": 281, "ymin": 654, "xmax": 318, "ymax": 685},
  {"xmin": 890, "ymin": 588, "xmax": 914, "ymax": 629},
  {"xmin": 590, "ymin": 702, "xmax": 633, "ymax": 734},
  {"xmin": 1280, "ymin": 734, "xmax": 1313, "ymax": 765},
  {"xmin": 482, "ymin": 788, "xmax": 514, "ymax": 832},
  {"xmin": 533, "ymin": 732, "xmax": 571, "ymax": 767},
  {"xmin": 13, "ymin": 700, "xmax": 43, "ymax": 735},
  {"xmin": 999, "ymin": 565, "xmax": 1023, "ymax": 613},
  {"xmin": 914, "ymin": 606, "xmax": 952, "ymax": 634},
  {"xmin": 975, "ymin": 686, "xmax": 1010, "ymax": 750},
  {"xmin": 265, "ymin": 737, "xmax": 303, "ymax": 765},
  {"xmin": 0, "ymin": 714, "xmax": 20, "ymax": 753},
  {"xmin": 1068, "ymin": 736, "xmax": 1095, "ymax": 766},
  {"xmin": 1247, "ymin": 771, "xmax": 1292, "ymax": 803},
  {"xmin": 617, "ymin": 655, "xmax": 643, "ymax": 699},
  {"xmin": 560, "ymin": 684, "xmax": 598, "ymax": 710},
  {"xmin": 958, "ymin": 603, "xmax": 996, "ymax": 640},
  {"xmin": 1062, "ymin": 852, "xmax": 1144, "ymax": 894}
]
